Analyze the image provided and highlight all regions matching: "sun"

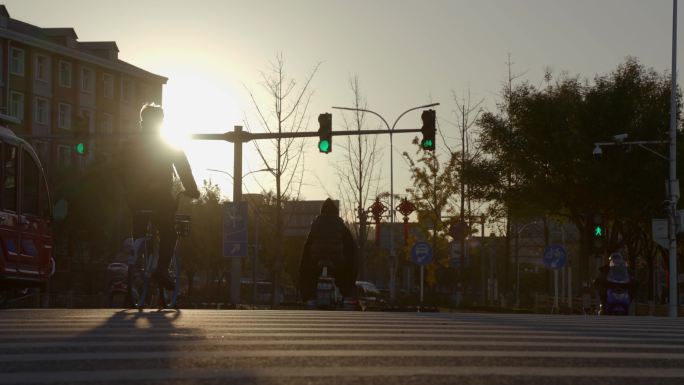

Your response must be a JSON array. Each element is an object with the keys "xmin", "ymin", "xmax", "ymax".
[{"xmin": 160, "ymin": 122, "xmax": 190, "ymax": 150}]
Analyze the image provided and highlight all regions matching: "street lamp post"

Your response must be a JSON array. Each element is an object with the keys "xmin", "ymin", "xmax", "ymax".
[
  {"xmin": 332, "ymin": 103, "xmax": 440, "ymax": 301},
  {"xmin": 668, "ymin": 0, "xmax": 679, "ymax": 318}
]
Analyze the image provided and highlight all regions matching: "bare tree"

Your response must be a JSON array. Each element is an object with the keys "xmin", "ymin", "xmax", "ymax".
[
  {"xmin": 334, "ymin": 76, "xmax": 382, "ymax": 280},
  {"xmin": 244, "ymin": 53, "xmax": 320, "ymax": 305},
  {"xmin": 449, "ymin": 87, "xmax": 484, "ymax": 223}
]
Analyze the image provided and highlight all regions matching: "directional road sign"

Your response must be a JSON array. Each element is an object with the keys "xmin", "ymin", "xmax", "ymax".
[
  {"xmin": 411, "ymin": 241, "xmax": 433, "ymax": 266},
  {"xmin": 223, "ymin": 202, "xmax": 248, "ymax": 258},
  {"xmin": 542, "ymin": 244, "xmax": 567, "ymax": 270}
]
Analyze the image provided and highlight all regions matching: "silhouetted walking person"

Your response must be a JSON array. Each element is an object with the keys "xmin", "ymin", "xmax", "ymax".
[{"xmin": 299, "ymin": 198, "xmax": 357, "ymax": 303}]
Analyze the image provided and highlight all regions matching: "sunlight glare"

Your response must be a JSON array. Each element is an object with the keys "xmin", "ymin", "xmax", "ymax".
[{"xmin": 147, "ymin": 59, "xmax": 245, "ymax": 197}]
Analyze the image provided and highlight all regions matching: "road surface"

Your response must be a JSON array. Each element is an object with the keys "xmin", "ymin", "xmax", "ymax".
[{"xmin": 1, "ymin": 309, "xmax": 683, "ymax": 384}]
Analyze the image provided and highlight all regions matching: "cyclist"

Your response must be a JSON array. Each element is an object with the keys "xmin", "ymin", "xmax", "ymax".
[
  {"xmin": 120, "ymin": 103, "xmax": 199, "ymax": 290},
  {"xmin": 298, "ymin": 198, "xmax": 357, "ymax": 303}
]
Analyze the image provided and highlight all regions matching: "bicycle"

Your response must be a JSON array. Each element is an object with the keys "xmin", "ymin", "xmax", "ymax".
[{"xmin": 127, "ymin": 193, "xmax": 191, "ymax": 311}]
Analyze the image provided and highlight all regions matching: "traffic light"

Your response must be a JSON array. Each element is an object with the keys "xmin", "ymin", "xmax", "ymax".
[
  {"xmin": 318, "ymin": 113, "xmax": 332, "ymax": 154},
  {"xmin": 420, "ymin": 109, "xmax": 436, "ymax": 151},
  {"xmin": 591, "ymin": 214, "xmax": 605, "ymax": 251},
  {"xmin": 74, "ymin": 115, "xmax": 89, "ymax": 156},
  {"xmin": 593, "ymin": 214, "xmax": 605, "ymax": 238}
]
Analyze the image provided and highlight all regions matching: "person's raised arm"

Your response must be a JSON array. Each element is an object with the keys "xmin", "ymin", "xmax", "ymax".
[{"xmin": 173, "ymin": 150, "xmax": 200, "ymax": 199}]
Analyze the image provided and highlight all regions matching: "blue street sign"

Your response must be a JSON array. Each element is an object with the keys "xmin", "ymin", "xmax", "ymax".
[
  {"xmin": 543, "ymin": 244, "xmax": 567, "ymax": 270},
  {"xmin": 223, "ymin": 202, "xmax": 248, "ymax": 257},
  {"xmin": 411, "ymin": 241, "xmax": 433, "ymax": 266}
]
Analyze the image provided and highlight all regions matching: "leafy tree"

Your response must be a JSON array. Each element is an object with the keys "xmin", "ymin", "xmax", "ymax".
[
  {"xmin": 475, "ymin": 58, "xmax": 681, "ymax": 285},
  {"xmin": 402, "ymin": 141, "xmax": 458, "ymax": 288}
]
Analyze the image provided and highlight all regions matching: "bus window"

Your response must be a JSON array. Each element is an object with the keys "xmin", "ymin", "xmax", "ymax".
[
  {"xmin": 22, "ymin": 149, "xmax": 39, "ymax": 216},
  {"xmin": 3, "ymin": 144, "xmax": 17, "ymax": 211}
]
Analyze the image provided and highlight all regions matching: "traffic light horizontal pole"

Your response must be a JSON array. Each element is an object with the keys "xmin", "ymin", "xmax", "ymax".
[
  {"xmin": 594, "ymin": 140, "xmax": 668, "ymax": 146},
  {"xmin": 594, "ymin": 139, "xmax": 669, "ymax": 160},
  {"xmin": 192, "ymin": 128, "xmax": 423, "ymax": 143}
]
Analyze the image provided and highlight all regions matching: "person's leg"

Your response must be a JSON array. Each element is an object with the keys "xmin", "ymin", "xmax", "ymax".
[
  {"xmin": 129, "ymin": 210, "xmax": 149, "ymax": 264},
  {"xmin": 151, "ymin": 202, "xmax": 177, "ymax": 290},
  {"xmin": 155, "ymin": 207, "xmax": 177, "ymax": 273}
]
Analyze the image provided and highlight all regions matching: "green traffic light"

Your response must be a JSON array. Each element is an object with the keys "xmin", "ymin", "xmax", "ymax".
[
  {"xmin": 318, "ymin": 139, "xmax": 330, "ymax": 153},
  {"xmin": 422, "ymin": 139, "xmax": 433, "ymax": 149},
  {"xmin": 594, "ymin": 226, "xmax": 603, "ymax": 237},
  {"xmin": 76, "ymin": 142, "xmax": 85, "ymax": 155}
]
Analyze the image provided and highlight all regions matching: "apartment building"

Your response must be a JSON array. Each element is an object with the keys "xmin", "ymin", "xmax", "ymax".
[{"xmin": 0, "ymin": 5, "xmax": 167, "ymax": 175}]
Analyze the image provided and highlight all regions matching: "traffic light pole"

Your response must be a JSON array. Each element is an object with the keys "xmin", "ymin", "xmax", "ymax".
[
  {"xmin": 669, "ymin": 0, "xmax": 679, "ymax": 318},
  {"xmin": 193, "ymin": 122, "xmax": 430, "ymax": 306},
  {"xmin": 231, "ymin": 126, "xmax": 243, "ymax": 306},
  {"xmin": 193, "ymin": 128, "xmax": 424, "ymax": 141}
]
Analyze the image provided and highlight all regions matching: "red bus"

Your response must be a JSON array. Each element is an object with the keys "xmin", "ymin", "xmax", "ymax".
[{"xmin": 0, "ymin": 125, "xmax": 54, "ymax": 301}]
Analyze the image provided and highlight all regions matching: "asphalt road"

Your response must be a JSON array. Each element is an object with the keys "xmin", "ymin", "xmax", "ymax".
[{"xmin": 1, "ymin": 309, "xmax": 684, "ymax": 385}]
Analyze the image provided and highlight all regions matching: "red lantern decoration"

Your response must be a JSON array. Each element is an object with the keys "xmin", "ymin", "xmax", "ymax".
[
  {"xmin": 396, "ymin": 198, "xmax": 416, "ymax": 245},
  {"xmin": 368, "ymin": 198, "xmax": 387, "ymax": 247}
]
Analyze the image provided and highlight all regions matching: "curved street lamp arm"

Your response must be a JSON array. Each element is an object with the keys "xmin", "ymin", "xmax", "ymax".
[
  {"xmin": 332, "ymin": 106, "xmax": 392, "ymax": 131},
  {"xmin": 391, "ymin": 103, "xmax": 440, "ymax": 130},
  {"xmin": 333, "ymin": 102, "xmax": 440, "ymax": 132}
]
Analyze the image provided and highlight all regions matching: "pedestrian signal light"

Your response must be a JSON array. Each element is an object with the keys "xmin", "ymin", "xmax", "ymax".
[
  {"xmin": 318, "ymin": 113, "xmax": 332, "ymax": 154},
  {"xmin": 75, "ymin": 142, "xmax": 86, "ymax": 155},
  {"xmin": 594, "ymin": 225, "xmax": 604, "ymax": 237},
  {"xmin": 420, "ymin": 109, "xmax": 436, "ymax": 151}
]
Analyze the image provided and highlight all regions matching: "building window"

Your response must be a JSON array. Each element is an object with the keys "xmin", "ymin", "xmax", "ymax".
[
  {"xmin": 81, "ymin": 67, "xmax": 94, "ymax": 93},
  {"xmin": 59, "ymin": 61, "xmax": 72, "ymax": 88},
  {"xmin": 80, "ymin": 109, "xmax": 93, "ymax": 133},
  {"xmin": 103, "ymin": 73, "xmax": 114, "ymax": 99},
  {"xmin": 35, "ymin": 54, "xmax": 49, "ymax": 82},
  {"xmin": 9, "ymin": 91, "xmax": 24, "ymax": 120},
  {"xmin": 35, "ymin": 97, "xmax": 49, "ymax": 124},
  {"xmin": 101, "ymin": 113, "xmax": 113, "ymax": 135},
  {"xmin": 121, "ymin": 78, "xmax": 133, "ymax": 103},
  {"xmin": 10, "ymin": 48, "xmax": 24, "ymax": 76},
  {"xmin": 58, "ymin": 145, "xmax": 71, "ymax": 167},
  {"xmin": 58, "ymin": 103, "xmax": 72, "ymax": 130}
]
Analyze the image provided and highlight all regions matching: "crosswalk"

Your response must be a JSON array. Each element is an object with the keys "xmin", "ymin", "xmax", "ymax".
[{"xmin": 1, "ymin": 309, "xmax": 684, "ymax": 384}]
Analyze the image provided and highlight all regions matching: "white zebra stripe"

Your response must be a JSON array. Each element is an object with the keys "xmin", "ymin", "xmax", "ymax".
[{"xmin": 1, "ymin": 366, "xmax": 684, "ymax": 384}]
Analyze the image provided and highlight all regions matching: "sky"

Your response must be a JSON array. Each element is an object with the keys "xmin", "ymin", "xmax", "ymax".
[{"xmin": 3, "ymin": 0, "xmax": 682, "ymax": 216}]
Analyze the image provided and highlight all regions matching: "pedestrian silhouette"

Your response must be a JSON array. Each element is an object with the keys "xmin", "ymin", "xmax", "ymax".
[{"xmin": 298, "ymin": 198, "xmax": 356, "ymax": 302}]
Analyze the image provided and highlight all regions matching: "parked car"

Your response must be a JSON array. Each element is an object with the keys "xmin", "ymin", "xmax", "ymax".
[
  {"xmin": 240, "ymin": 280, "xmax": 284, "ymax": 305},
  {"xmin": 343, "ymin": 281, "xmax": 386, "ymax": 311}
]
